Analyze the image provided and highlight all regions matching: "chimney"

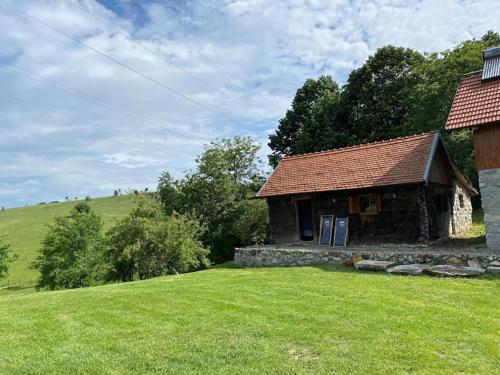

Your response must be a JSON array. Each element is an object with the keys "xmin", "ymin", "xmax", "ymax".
[{"xmin": 481, "ymin": 46, "xmax": 500, "ymax": 82}]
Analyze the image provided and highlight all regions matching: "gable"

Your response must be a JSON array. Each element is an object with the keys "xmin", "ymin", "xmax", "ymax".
[{"xmin": 426, "ymin": 141, "xmax": 453, "ymax": 185}]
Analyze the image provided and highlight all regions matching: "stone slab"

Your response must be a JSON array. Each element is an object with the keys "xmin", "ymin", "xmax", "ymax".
[
  {"xmin": 354, "ymin": 260, "xmax": 395, "ymax": 271},
  {"xmin": 425, "ymin": 265, "xmax": 485, "ymax": 277},
  {"xmin": 386, "ymin": 264, "xmax": 430, "ymax": 275},
  {"xmin": 486, "ymin": 266, "xmax": 500, "ymax": 274}
]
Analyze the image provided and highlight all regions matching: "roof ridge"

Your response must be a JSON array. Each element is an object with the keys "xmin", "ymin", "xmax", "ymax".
[{"xmin": 283, "ymin": 131, "xmax": 438, "ymax": 161}]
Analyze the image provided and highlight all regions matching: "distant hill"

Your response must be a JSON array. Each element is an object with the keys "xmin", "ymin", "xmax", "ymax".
[{"xmin": 0, "ymin": 195, "xmax": 136, "ymax": 286}]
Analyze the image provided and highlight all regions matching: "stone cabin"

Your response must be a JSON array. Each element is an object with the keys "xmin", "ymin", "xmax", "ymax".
[{"xmin": 257, "ymin": 132, "xmax": 477, "ymax": 244}]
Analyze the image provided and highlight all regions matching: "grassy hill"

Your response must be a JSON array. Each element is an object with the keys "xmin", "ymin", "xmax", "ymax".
[
  {"xmin": 0, "ymin": 195, "xmax": 136, "ymax": 286},
  {"xmin": 0, "ymin": 265, "xmax": 498, "ymax": 374}
]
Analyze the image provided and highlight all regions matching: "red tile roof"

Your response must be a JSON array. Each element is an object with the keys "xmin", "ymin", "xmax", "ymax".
[
  {"xmin": 257, "ymin": 132, "xmax": 437, "ymax": 198},
  {"xmin": 445, "ymin": 74, "xmax": 500, "ymax": 130}
]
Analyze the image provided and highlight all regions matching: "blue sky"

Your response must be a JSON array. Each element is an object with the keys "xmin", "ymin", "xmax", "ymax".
[{"xmin": 0, "ymin": 0, "xmax": 498, "ymax": 208}]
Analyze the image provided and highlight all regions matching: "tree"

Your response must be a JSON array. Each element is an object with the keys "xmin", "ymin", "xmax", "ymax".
[
  {"xmin": 113, "ymin": 190, "xmax": 119, "ymax": 197},
  {"xmin": 0, "ymin": 237, "xmax": 12, "ymax": 280},
  {"xmin": 33, "ymin": 202, "xmax": 106, "ymax": 290},
  {"xmin": 106, "ymin": 195, "xmax": 209, "ymax": 281},
  {"xmin": 157, "ymin": 171, "xmax": 181, "ymax": 215},
  {"xmin": 341, "ymin": 45, "xmax": 425, "ymax": 143},
  {"xmin": 158, "ymin": 136, "xmax": 267, "ymax": 262},
  {"xmin": 268, "ymin": 76, "xmax": 340, "ymax": 166},
  {"xmin": 179, "ymin": 137, "xmax": 264, "ymax": 261}
]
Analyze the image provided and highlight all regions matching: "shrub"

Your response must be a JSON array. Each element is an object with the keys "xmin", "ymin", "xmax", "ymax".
[
  {"xmin": 0, "ymin": 237, "xmax": 12, "ymax": 280},
  {"xmin": 232, "ymin": 199, "xmax": 269, "ymax": 246},
  {"xmin": 106, "ymin": 195, "xmax": 209, "ymax": 282},
  {"xmin": 32, "ymin": 203, "xmax": 106, "ymax": 290}
]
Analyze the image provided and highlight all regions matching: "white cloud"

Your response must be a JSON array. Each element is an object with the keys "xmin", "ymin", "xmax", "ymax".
[{"xmin": 0, "ymin": 0, "xmax": 498, "ymax": 207}]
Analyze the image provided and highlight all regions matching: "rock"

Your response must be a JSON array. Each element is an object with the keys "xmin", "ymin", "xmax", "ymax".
[
  {"xmin": 467, "ymin": 259, "xmax": 480, "ymax": 268},
  {"xmin": 486, "ymin": 266, "xmax": 500, "ymax": 274},
  {"xmin": 490, "ymin": 261, "xmax": 500, "ymax": 267},
  {"xmin": 425, "ymin": 265, "xmax": 485, "ymax": 277},
  {"xmin": 352, "ymin": 255, "xmax": 363, "ymax": 264},
  {"xmin": 354, "ymin": 260, "xmax": 395, "ymax": 271},
  {"xmin": 446, "ymin": 256, "xmax": 467, "ymax": 266},
  {"xmin": 386, "ymin": 264, "xmax": 429, "ymax": 275}
]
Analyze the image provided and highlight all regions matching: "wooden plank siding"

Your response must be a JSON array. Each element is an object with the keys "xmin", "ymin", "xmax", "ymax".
[{"xmin": 473, "ymin": 124, "xmax": 500, "ymax": 170}]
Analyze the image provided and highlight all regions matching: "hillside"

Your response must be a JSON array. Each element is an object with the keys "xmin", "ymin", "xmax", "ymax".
[
  {"xmin": 0, "ymin": 265, "xmax": 498, "ymax": 374},
  {"xmin": 0, "ymin": 195, "xmax": 136, "ymax": 286}
]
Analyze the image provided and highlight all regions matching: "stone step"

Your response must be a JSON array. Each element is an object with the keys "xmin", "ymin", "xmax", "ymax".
[
  {"xmin": 386, "ymin": 264, "xmax": 430, "ymax": 275},
  {"xmin": 354, "ymin": 260, "xmax": 395, "ymax": 271},
  {"xmin": 424, "ymin": 265, "xmax": 485, "ymax": 277},
  {"xmin": 486, "ymin": 266, "xmax": 500, "ymax": 274}
]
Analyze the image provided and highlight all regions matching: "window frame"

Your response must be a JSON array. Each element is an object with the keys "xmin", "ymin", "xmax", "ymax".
[{"xmin": 358, "ymin": 193, "xmax": 379, "ymax": 215}]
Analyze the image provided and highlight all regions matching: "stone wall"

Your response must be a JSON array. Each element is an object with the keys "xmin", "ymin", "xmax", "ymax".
[
  {"xmin": 235, "ymin": 244, "xmax": 500, "ymax": 269},
  {"xmin": 450, "ymin": 181, "xmax": 473, "ymax": 234},
  {"xmin": 479, "ymin": 168, "xmax": 500, "ymax": 252}
]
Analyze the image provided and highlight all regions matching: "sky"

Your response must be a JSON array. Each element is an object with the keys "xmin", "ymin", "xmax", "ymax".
[{"xmin": 0, "ymin": 0, "xmax": 498, "ymax": 208}]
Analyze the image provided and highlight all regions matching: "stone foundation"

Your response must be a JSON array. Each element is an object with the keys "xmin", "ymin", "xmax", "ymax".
[
  {"xmin": 235, "ymin": 244, "xmax": 500, "ymax": 269},
  {"xmin": 479, "ymin": 169, "xmax": 500, "ymax": 252}
]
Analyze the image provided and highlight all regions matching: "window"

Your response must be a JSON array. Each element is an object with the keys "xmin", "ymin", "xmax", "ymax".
[
  {"xmin": 359, "ymin": 194, "xmax": 378, "ymax": 214},
  {"xmin": 459, "ymin": 194, "xmax": 465, "ymax": 208}
]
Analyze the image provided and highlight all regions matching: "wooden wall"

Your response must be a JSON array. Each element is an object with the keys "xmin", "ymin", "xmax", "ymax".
[{"xmin": 473, "ymin": 124, "xmax": 500, "ymax": 170}]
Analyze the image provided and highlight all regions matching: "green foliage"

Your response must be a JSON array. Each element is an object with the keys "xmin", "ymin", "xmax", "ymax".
[
  {"xmin": 158, "ymin": 136, "xmax": 267, "ymax": 262},
  {"xmin": 268, "ymin": 76, "xmax": 340, "ymax": 167},
  {"xmin": 0, "ymin": 237, "xmax": 12, "ymax": 280},
  {"xmin": 106, "ymin": 195, "xmax": 209, "ymax": 281},
  {"xmin": 157, "ymin": 171, "xmax": 181, "ymax": 215},
  {"xmin": 231, "ymin": 199, "xmax": 269, "ymax": 246},
  {"xmin": 342, "ymin": 46, "xmax": 425, "ymax": 142},
  {"xmin": 33, "ymin": 203, "xmax": 106, "ymax": 290},
  {"xmin": 0, "ymin": 195, "xmax": 137, "ymax": 286}
]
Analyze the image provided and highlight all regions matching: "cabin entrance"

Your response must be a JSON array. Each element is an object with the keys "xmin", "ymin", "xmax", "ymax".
[{"xmin": 297, "ymin": 199, "xmax": 314, "ymax": 241}]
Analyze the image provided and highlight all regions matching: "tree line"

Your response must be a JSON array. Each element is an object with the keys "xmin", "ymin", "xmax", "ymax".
[{"xmin": 268, "ymin": 31, "xmax": 500, "ymax": 195}]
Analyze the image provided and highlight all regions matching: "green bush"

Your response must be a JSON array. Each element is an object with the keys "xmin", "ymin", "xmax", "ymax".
[
  {"xmin": 0, "ymin": 236, "xmax": 12, "ymax": 280},
  {"xmin": 232, "ymin": 199, "xmax": 269, "ymax": 246},
  {"xmin": 32, "ymin": 202, "xmax": 106, "ymax": 290},
  {"xmin": 106, "ymin": 195, "xmax": 209, "ymax": 282}
]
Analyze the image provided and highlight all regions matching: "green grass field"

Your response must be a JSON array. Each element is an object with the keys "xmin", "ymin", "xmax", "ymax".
[
  {"xmin": 0, "ymin": 195, "xmax": 136, "ymax": 286},
  {"xmin": 0, "ymin": 265, "xmax": 498, "ymax": 374}
]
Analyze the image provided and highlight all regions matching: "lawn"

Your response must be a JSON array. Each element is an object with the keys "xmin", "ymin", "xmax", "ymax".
[
  {"xmin": 0, "ymin": 195, "xmax": 136, "ymax": 286},
  {"xmin": 0, "ymin": 265, "xmax": 498, "ymax": 374}
]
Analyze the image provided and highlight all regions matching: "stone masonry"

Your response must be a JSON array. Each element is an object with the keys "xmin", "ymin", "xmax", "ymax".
[
  {"xmin": 479, "ymin": 168, "xmax": 500, "ymax": 252},
  {"xmin": 450, "ymin": 181, "xmax": 473, "ymax": 234},
  {"xmin": 235, "ymin": 244, "xmax": 500, "ymax": 269}
]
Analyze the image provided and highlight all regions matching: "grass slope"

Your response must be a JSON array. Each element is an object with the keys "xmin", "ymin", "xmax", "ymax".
[
  {"xmin": 0, "ymin": 265, "xmax": 498, "ymax": 374},
  {"xmin": 0, "ymin": 195, "xmax": 136, "ymax": 285}
]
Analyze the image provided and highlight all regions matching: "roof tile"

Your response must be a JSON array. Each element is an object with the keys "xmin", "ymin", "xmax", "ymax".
[
  {"xmin": 445, "ymin": 75, "xmax": 500, "ymax": 130},
  {"xmin": 257, "ymin": 132, "xmax": 437, "ymax": 198}
]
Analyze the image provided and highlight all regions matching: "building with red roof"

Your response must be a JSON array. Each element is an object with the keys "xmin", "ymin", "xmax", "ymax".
[
  {"xmin": 445, "ymin": 46, "xmax": 500, "ymax": 251},
  {"xmin": 258, "ymin": 132, "xmax": 476, "ymax": 244}
]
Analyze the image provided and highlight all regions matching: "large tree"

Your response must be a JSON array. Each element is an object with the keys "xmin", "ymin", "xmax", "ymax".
[
  {"xmin": 157, "ymin": 136, "xmax": 268, "ymax": 262},
  {"xmin": 341, "ymin": 45, "xmax": 425, "ymax": 143},
  {"xmin": 268, "ymin": 76, "xmax": 340, "ymax": 166},
  {"xmin": 33, "ymin": 203, "xmax": 106, "ymax": 290}
]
